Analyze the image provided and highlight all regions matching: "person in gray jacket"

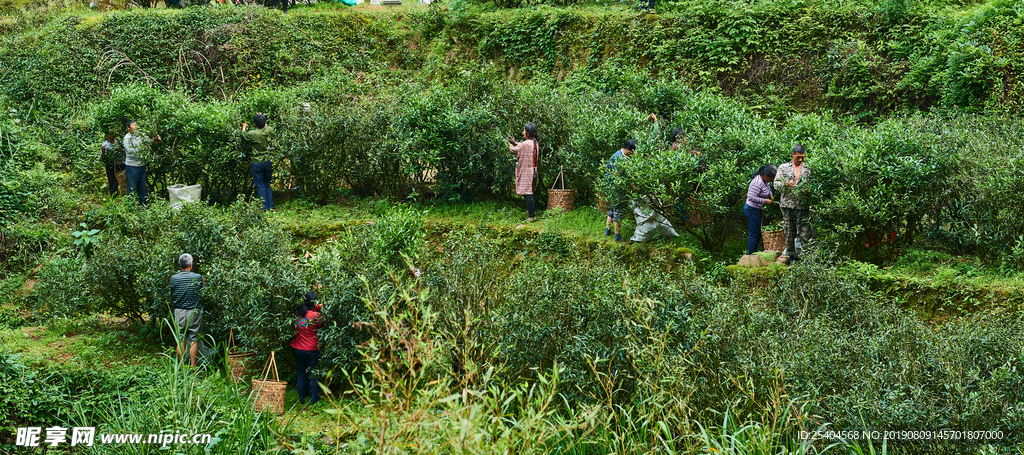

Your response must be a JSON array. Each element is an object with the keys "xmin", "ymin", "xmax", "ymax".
[
  {"xmin": 773, "ymin": 144, "xmax": 812, "ymax": 260},
  {"xmin": 123, "ymin": 121, "xmax": 160, "ymax": 206}
]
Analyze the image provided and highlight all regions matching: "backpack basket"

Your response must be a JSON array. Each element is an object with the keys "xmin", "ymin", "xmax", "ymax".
[
  {"xmin": 251, "ymin": 351, "xmax": 287, "ymax": 414},
  {"xmin": 546, "ymin": 166, "xmax": 575, "ymax": 211}
]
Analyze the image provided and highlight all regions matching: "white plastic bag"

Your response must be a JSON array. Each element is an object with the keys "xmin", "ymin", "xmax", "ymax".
[
  {"xmin": 168, "ymin": 184, "xmax": 202, "ymax": 210},
  {"xmin": 630, "ymin": 201, "xmax": 678, "ymax": 243}
]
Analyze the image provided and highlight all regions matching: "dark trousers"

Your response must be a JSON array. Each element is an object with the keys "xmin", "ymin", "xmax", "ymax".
[
  {"xmin": 105, "ymin": 162, "xmax": 125, "ymax": 196},
  {"xmin": 251, "ymin": 161, "xmax": 274, "ymax": 211},
  {"xmin": 266, "ymin": 0, "xmax": 288, "ymax": 12},
  {"xmin": 294, "ymin": 348, "xmax": 320, "ymax": 405},
  {"xmin": 125, "ymin": 165, "xmax": 148, "ymax": 206},
  {"xmin": 524, "ymin": 194, "xmax": 536, "ymax": 218},
  {"xmin": 743, "ymin": 204, "xmax": 763, "ymax": 254}
]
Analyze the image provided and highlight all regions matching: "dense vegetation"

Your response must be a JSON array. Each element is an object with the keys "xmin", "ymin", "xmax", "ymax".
[
  {"xmin": 2, "ymin": 0, "xmax": 1023, "ymax": 453},
  {"xmin": 7, "ymin": 200, "xmax": 1024, "ymax": 453},
  {"xmin": 2, "ymin": 0, "xmax": 1022, "ymax": 115}
]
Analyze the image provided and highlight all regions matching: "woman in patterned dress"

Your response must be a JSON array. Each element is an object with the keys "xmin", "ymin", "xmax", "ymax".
[{"xmin": 509, "ymin": 122, "xmax": 540, "ymax": 222}]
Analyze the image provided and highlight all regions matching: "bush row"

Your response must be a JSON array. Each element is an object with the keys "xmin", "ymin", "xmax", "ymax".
[{"xmin": 71, "ymin": 74, "xmax": 1024, "ymax": 260}]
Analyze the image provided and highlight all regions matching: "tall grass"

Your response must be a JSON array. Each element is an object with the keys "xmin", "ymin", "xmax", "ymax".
[{"xmin": 71, "ymin": 333, "xmax": 286, "ymax": 454}]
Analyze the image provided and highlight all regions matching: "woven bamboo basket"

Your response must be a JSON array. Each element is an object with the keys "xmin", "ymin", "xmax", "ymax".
[
  {"xmin": 546, "ymin": 166, "xmax": 575, "ymax": 211},
  {"xmin": 115, "ymin": 170, "xmax": 127, "ymax": 195},
  {"xmin": 251, "ymin": 351, "xmax": 287, "ymax": 414},
  {"xmin": 226, "ymin": 329, "xmax": 256, "ymax": 384},
  {"xmin": 762, "ymin": 229, "xmax": 785, "ymax": 252}
]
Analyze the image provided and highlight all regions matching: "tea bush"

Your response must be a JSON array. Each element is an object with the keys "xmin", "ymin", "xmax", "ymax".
[
  {"xmin": 6, "ymin": 44, "xmax": 1007, "ymax": 259},
  {"xmin": 39, "ymin": 198, "xmax": 307, "ymax": 354},
  {"xmin": 28, "ymin": 256, "xmax": 93, "ymax": 317}
]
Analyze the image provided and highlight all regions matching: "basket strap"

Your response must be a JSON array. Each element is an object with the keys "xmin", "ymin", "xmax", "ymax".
[
  {"xmin": 228, "ymin": 328, "xmax": 236, "ymax": 349},
  {"xmin": 260, "ymin": 352, "xmax": 279, "ymax": 382},
  {"xmin": 550, "ymin": 166, "xmax": 566, "ymax": 190}
]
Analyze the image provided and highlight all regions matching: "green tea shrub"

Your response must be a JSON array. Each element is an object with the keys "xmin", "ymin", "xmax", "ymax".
[
  {"xmin": 301, "ymin": 233, "xmax": 377, "ymax": 373},
  {"xmin": 400, "ymin": 73, "xmax": 506, "ymax": 200},
  {"xmin": 300, "ymin": 207, "xmax": 425, "ymax": 373},
  {"xmin": 809, "ymin": 115, "xmax": 958, "ymax": 257},
  {"xmin": 70, "ymin": 198, "xmax": 305, "ymax": 354},
  {"xmin": 27, "ymin": 256, "xmax": 93, "ymax": 317},
  {"xmin": 203, "ymin": 210, "xmax": 306, "ymax": 356},
  {"xmin": 754, "ymin": 256, "xmax": 1024, "ymax": 451}
]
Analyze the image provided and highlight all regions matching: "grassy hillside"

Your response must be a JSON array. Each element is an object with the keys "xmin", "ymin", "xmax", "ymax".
[{"xmin": 1, "ymin": 0, "xmax": 1021, "ymax": 116}]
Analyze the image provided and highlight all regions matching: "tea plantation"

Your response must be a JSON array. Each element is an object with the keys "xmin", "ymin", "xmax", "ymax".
[{"xmin": 1, "ymin": 0, "xmax": 1022, "ymax": 453}]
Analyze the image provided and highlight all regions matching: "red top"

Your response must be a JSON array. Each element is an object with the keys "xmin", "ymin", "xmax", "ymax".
[{"xmin": 290, "ymin": 308, "xmax": 321, "ymax": 351}]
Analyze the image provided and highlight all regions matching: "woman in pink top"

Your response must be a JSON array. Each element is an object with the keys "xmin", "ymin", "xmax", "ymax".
[
  {"xmin": 509, "ymin": 122, "xmax": 540, "ymax": 223},
  {"xmin": 291, "ymin": 292, "xmax": 322, "ymax": 405}
]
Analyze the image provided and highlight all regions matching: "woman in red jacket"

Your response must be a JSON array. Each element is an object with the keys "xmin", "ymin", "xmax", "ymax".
[{"xmin": 291, "ymin": 292, "xmax": 322, "ymax": 405}]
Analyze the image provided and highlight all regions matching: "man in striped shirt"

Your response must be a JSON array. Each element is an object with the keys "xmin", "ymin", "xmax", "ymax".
[{"xmin": 171, "ymin": 253, "xmax": 204, "ymax": 367}]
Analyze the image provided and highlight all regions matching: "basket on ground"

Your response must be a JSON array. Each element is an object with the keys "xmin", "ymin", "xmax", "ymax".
[
  {"xmin": 546, "ymin": 166, "xmax": 575, "ymax": 211},
  {"xmin": 762, "ymin": 229, "xmax": 785, "ymax": 252},
  {"xmin": 251, "ymin": 351, "xmax": 287, "ymax": 414},
  {"xmin": 226, "ymin": 329, "xmax": 256, "ymax": 384},
  {"xmin": 115, "ymin": 170, "xmax": 127, "ymax": 195}
]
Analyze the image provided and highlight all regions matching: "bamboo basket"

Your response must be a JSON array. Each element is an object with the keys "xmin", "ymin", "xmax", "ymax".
[
  {"xmin": 762, "ymin": 229, "xmax": 785, "ymax": 252},
  {"xmin": 115, "ymin": 170, "xmax": 127, "ymax": 195},
  {"xmin": 546, "ymin": 166, "xmax": 575, "ymax": 211},
  {"xmin": 251, "ymin": 351, "xmax": 287, "ymax": 415},
  {"xmin": 226, "ymin": 329, "xmax": 256, "ymax": 384}
]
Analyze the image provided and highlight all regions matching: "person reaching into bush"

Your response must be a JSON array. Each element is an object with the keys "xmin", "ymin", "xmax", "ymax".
[
  {"xmin": 774, "ymin": 144, "xmax": 813, "ymax": 261},
  {"xmin": 170, "ymin": 253, "xmax": 204, "ymax": 367},
  {"xmin": 291, "ymin": 291, "xmax": 322, "ymax": 406},
  {"xmin": 242, "ymin": 113, "xmax": 276, "ymax": 211},
  {"xmin": 670, "ymin": 127, "xmax": 700, "ymax": 156},
  {"xmin": 744, "ymin": 165, "xmax": 776, "ymax": 254},
  {"xmin": 100, "ymin": 133, "xmax": 125, "ymax": 197},
  {"xmin": 605, "ymin": 139, "xmax": 636, "ymax": 242},
  {"xmin": 123, "ymin": 120, "xmax": 160, "ymax": 207},
  {"xmin": 509, "ymin": 122, "xmax": 540, "ymax": 223}
]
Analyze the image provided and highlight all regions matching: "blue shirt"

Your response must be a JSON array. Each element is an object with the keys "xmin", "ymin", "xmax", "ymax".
[{"xmin": 607, "ymin": 150, "xmax": 626, "ymax": 171}]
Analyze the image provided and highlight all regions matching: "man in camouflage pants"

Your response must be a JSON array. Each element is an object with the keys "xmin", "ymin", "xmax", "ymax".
[{"xmin": 774, "ymin": 144, "xmax": 813, "ymax": 261}]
